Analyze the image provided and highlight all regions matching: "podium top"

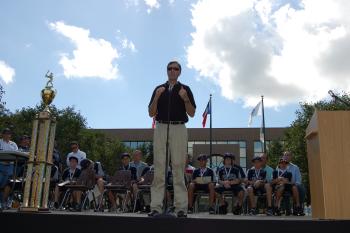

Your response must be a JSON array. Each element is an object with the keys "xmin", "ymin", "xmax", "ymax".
[{"xmin": 0, "ymin": 150, "xmax": 29, "ymax": 162}]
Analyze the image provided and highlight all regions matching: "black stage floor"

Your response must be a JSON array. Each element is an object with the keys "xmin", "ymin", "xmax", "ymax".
[{"xmin": 1, "ymin": 210, "xmax": 350, "ymax": 233}]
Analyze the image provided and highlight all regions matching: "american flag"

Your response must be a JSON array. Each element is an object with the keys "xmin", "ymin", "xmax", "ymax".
[{"xmin": 202, "ymin": 100, "xmax": 211, "ymax": 128}]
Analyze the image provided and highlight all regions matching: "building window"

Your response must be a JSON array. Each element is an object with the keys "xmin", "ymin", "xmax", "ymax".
[{"xmin": 254, "ymin": 140, "xmax": 271, "ymax": 156}]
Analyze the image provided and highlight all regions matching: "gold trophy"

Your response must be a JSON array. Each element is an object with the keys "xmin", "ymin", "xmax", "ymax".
[
  {"xmin": 41, "ymin": 71, "xmax": 56, "ymax": 112},
  {"xmin": 20, "ymin": 71, "xmax": 57, "ymax": 212}
]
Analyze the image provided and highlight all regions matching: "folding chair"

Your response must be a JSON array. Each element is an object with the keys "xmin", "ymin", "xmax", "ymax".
[
  {"xmin": 133, "ymin": 170, "xmax": 154, "ymax": 212},
  {"xmin": 193, "ymin": 189, "xmax": 210, "ymax": 213},
  {"xmin": 59, "ymin": 169, "xmax": 97, "ymax": 211},
  {"xmin": 215, "ymin": 190, "xmax": 237, "ymax": 214},
  {"xmin": 103, "ymin": 170, "xmax": 132, "ymax": 212}
]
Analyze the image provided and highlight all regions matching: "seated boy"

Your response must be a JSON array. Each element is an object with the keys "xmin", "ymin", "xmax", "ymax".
[
  {"xmin": 53, "ymin": 156, "xmax": 81, "ymax": 209},
  {"xmin": 108, "ymin": 153, "xmax": 137, "ymax": 212},
  {"xmin": 187, "ymin": 154, "xmax": 215, "ymax": 214},
  {"xmin": 246, "ymin": 155, "xmax": 273, "ymax": 215},
  {"xmin": 272, "ymin": 157, "xmax": 302, "ymax": 215},
  {"xmin": 215, "ymin": 153, "xmax": 244, "ymax": 215}
]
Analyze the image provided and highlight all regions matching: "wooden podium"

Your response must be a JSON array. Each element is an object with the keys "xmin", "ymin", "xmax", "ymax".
[{"xmin": 305, "ymin": 110, "xmax": 350, "ymax": 219}]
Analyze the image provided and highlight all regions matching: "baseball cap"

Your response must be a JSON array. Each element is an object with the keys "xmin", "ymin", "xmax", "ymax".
[{"xmin": 197, "ymin": 154, "xmax": 208, "ymax": 161}]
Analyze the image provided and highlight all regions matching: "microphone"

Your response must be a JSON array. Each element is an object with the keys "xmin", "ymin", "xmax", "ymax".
[
  {"xmin": 328, "ymin": 90, "xmax": 335, "ymax": 98},
  {"xmin": 168, "ymin": 83, "xmax": 174, "ymax": 92}
]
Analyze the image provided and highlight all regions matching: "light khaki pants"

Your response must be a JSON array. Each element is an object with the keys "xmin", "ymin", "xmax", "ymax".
[{"xmin": 150, "ymin": 123, "xmax": 188, "ymax": 213}]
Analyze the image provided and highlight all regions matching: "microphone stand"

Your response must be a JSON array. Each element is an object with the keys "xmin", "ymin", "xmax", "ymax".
[{"xmin": 155, "ymin": 83, "xmax": 176, "ymax": 218}]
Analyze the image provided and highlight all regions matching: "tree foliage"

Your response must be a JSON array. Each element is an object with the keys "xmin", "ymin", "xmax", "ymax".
[
  {"xmin": 78, "ymin": 130, "xmax": 131, "ymax": 175},
  {"xmin": 278, "ymin": 92, "xmax": 350, "ymax": 204},
  {"xmin": 0, "ymin": 84, "xmax": 9, "ymax": 117},
  {"xmin": 267, "ymin": 139, "xmax": 284, "ymax": 168},
  {"xmin": 0, "ymin": 103, "xmax": 87, "ymax": 160},
  {"xmin": 0, "ymin": 87, "xmax": 137, "ymax": 176}
]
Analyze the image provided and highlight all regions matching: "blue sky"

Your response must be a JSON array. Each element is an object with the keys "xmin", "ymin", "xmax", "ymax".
[{"xmin": 1, "ymin": 0, "xmax": 349, "ymax": 129}]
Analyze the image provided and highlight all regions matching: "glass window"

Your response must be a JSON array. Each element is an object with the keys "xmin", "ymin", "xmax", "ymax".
[
  {"xmin": 195, "ymin": 141, "xmax": 206, "ymax": 144},
  {"xmin": 239, "ymin": 141, "xmax": 246, "ymax": 148},
  {"xmin": 123, "ymin": 141, "xmax": 131, "ymax": 147},
  {"xmin": 217, "ymin": 141, "xmax": 227, "ymax": 144},
  {"xmin": 137, "ymin": 141, "xmax": 145, "ymax": 147},
  {"xmin": 240, "ymin": 148, "xmax": 246, "ymax": 157},
  {"xmin": 227, "ymin": 141, "xmax": 238, "ymax": 144},
  {"xmin": 187, "ymin": 147, "xmax": 193, "ymax": 155},
  {"xmin": 254, "ymin": 141, "xmax": 263, "ymax": 153},
  {"xmin": 240, "ymin": 158, "xmax": 247, "ymax": 169},
  {"xmin": 130, "ymin": 141, "xmax": 137, "ymax": 149}
]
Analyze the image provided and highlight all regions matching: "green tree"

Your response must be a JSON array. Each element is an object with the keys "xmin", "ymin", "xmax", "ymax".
[
  {"xmin": 0, "ymin": 84, "xmax": 9, "ymax": 117},
  {"xmin": 282, "ymin": 91, "xmax": 350, "ymax": 204},
  {"xmin": 0, "ymin": 104, "xmax": 87, "ymax": 162},
  {"xmin": 79, "ymin": 130, "xmax": 131, "ymax": 175},
  {"xmin": 267, "ymin": 139, "xmax": 284, "ymax": 168}
]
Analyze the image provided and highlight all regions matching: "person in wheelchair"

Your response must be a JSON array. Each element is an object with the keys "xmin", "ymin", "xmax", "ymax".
[
  {"xmin": 246, "ymin": 155, "xmax": 273, "ymax": 215},
  {"xmin": 272, "ymin": 156, "xmax": 302, "ymax": 216},
  {"xmin": 187, "ymin": 154, "xmax": 215, "ymax": 214},
  {"xmin": 53, "ymin": 155, "xmax": 81, "ymax": 209},
  {"xmin": 215, "ymin": 153, "xmax": 244, "ymax": 215}
]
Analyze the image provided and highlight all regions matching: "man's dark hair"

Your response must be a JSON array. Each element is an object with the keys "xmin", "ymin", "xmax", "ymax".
[
  {"xmin": 2, "ymin": 128, "xmax": 12, "ymax": 135},
  {"xmin": 167, "ymin": 60, "xmax": 182, "ymax": 73},
  {"xmin": 70, "ymin": 141, "xmax": 79, "ymax": 147}
]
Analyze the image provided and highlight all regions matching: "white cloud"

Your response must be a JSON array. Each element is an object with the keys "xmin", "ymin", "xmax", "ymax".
[
  {"xmin": 121, "ymin": 38, "xmax": 137, "ymax": 53},
  {"xmin": 124, "ymin": 0, "xmax": 160, "ymax": 13},
  {"xmin": 0, "ymin": 60, "xmax": 15, "ymax": 84},
  {"xmin": 187, "ymin": 0, "xmax": 350, "ymax": 107},
  {"xmin": 144, "ymin": 0, "xmax": 160, "ymax": 13},
  {"xmin": 49, "ymin": 21, "xmax": 120, "ymax": 80}
]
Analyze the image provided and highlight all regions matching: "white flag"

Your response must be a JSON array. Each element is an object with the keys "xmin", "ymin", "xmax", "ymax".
[{"xmin": 248, "ymin": 101, "xmax": 262, "ymax": 127}]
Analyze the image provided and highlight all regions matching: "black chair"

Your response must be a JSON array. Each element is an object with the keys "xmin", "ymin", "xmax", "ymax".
[
  {"xmin": 103, "ymin": 170, "xmax": 132, "ymax": 212},
  {"xmin": 133, "ymin": 170, "xmax": 154, "ymax": 212}
]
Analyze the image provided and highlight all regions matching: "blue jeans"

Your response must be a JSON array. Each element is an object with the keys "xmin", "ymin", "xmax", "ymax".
[
  {"xmin": 0, "ymin": 163, "xmax": 13, "ymax": 188},
  {"xmin": 296, "ymin": 183, "xmax": 306, "ymax": 207}
]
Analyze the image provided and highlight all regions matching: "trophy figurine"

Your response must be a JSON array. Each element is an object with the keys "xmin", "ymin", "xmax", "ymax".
[
  {"xmin": 41, "ymin": 71, "xmax": 56, "ymax": 112},
  {"xmin": 21, "ymin": 71, "xmax": 57, "ymax": 212}
]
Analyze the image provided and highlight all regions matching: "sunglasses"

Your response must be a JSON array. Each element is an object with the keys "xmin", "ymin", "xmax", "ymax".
[{"xmin": 167, "ymin": 67, "xmax": 180, "ymax": 71}]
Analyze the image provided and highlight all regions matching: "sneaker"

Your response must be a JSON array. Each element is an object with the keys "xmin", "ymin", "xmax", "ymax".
[
  {"xmin": 293, "ymin": 206, "xmax": 304, "ymax": 216},
  {"xmin": 274, "ymin": 208, "xmax": 282, "ymax": 216},
  {"xmin": 209, "ymin": 207, "xmax": 215, "ymax": 214},
  {"xmin": 187, "ymin": 207, "xmax": 194, "ymax": 214},
  {"xmin": 233, "ymin": 205, "xmax": 242, "ymax": 215},
  {"xmin": 148, "ymin": 210, "xmax": 160, "ymax": 217},
  {"xmin": 71, "ymin": 203, "xmax": 81, "ymax": 212},
  {"xmin": 143, "ymin": 205, "xmax": 151, "ymax": 213},
  {"xmin": 266, "ymin": 207, "xmax": 273, "ymax": 216},
  {"xmin": 218, "ymin": 202, "xmax": 228, "ymax": 215},
  {"xmin": 53, "ymin": 202, "xmax": 59, "ymax": 210},
  {"xmin": 298, "ymin": 207, "xmax": 305, "ymax": 216},
  {"xmin": 177, "ymin": 210, "xmax": 187, "ymax": 218},
  {"xmin": 249, "ymin": 208, "xmax": 257, "ymax": 216},
  {"xmin": 1, "ymin": 202, "xmax": 9, "ymax": 210}
]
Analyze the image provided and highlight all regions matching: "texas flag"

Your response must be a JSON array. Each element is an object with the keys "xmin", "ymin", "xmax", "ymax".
[{"xmin": 202, "ymin": 100, "xmax": 211, "ymax": 128}]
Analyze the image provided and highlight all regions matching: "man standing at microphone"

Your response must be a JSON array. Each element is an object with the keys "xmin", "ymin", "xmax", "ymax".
[{"xmin": 148, "ymin": 61, "xmax": 196, "ymax": 218}]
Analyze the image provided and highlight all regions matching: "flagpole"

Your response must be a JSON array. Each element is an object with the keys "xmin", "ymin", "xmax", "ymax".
[
  {"xmin": 261, "ymin": 95, "xmax": 266, "ymax": 153},
  {"xmin": 209, "ymin": 94, "xmax": 212, "ymax": 167}
]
